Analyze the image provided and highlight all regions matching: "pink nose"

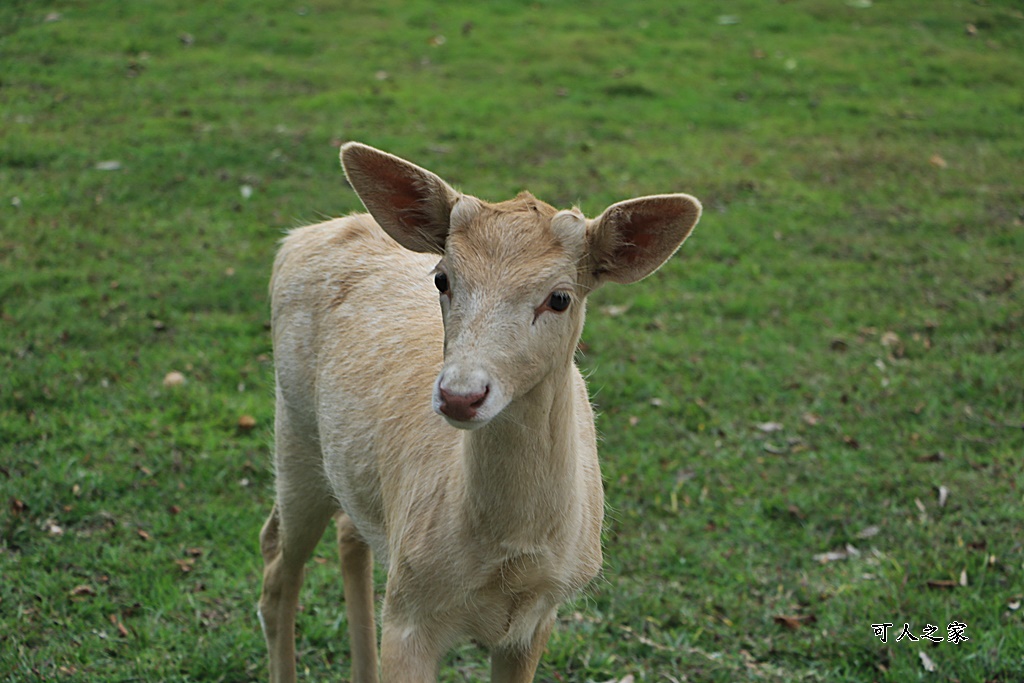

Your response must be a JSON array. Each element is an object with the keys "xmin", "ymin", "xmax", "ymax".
[{"xmin": 438, "ymin": 386, "xmax": 489, "ymax": 422}]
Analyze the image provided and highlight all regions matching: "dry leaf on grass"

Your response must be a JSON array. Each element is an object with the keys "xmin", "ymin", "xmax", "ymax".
[
  {"xmin": 856, "ymin": 525, "xmax": 881, "ymax": 539},
  {"xmin": 774, "ymin": 614, "xmax": 817, "ymax": 629},
  {"xmin": 919, "ymin": 650, "xmax": 937, "ymax": 672},
  {"xmin": 814, "ymin": 544, "xmax": 860, "ymax": 563},
  {"xmin": 600, "ymin": 304, "xmax": 631, "ymax": 317},
  {"xmin": 109, "ymin": 614, "xmax": 130, "ymax": 638},
  {"xmin": 619, "ymin": 624, "xmax": 670, "ymax": 652},
  {"xmin": 163, "ymin": 371, "xmax": 186, "ymax": 387}
]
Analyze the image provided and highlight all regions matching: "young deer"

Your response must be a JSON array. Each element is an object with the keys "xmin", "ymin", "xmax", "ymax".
[{"xmin": 259, "ymin": 143, "xmax": 701, "ymax": 682}]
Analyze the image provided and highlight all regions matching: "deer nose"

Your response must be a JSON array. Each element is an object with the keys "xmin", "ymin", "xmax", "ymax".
[{"xmin": 438, "ymin": 385, "xmax": 489, "ymax": 422}]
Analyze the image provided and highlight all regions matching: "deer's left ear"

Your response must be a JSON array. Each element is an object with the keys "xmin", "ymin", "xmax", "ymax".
[{"xmin": 586, "ymin": 194, "xmax": 702, "ymax": 285}]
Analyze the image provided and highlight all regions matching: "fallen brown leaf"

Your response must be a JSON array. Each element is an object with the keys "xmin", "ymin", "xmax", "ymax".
[
  {"xmin": 163, "ymin": 371, "xmax": 186, "ymax": 387},
  {"xmin": 801, "ymin": 412, "xmax": 821, "ymax": 426},
  {"xmin": 600, "ymin": 304, "xmax": 631, "ymax": 317},
  {"xmin": 916, "ymin": 451, "xmax": 944, "ymax": 463},
  {"xmin": 856, "ymin": 525, "xmax": 880, "ymax": 539},
  {"xmin": 814, "ymin": 549, "xmax": 848, "ymax": 563},
  {"xmin": 109, "ymin": 613, "xmax": 130, "ymax": 638},
  {"xmin": 70, "ymin": 584, "xmax": 96, "ymax": 597},
  {"xmin": 619, "ymin": 624, "xmax": 670, "ymax": 651},
  {"xmin": 774, "ymin": 614, "xmax": 816, "ymax": 629},
  {"xmin": 926, "ymin": 579, "xmax": 957, "ymax": 590}
]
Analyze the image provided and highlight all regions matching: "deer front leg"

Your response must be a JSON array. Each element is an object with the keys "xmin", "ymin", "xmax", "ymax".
[
  {"xmin": 259, "ymin": 501, "xmax": 333, "ymax": 683},
  {"xmin": 336, "ymin": 513, "xmax": 378, "ymax": 683},
  {"xmin": 379, "ymin": 599, "xmax": 444, "ymax": 682},
  {"xmin": 490, "ymin": 611, "xmax": 556, "ymax": 683}
]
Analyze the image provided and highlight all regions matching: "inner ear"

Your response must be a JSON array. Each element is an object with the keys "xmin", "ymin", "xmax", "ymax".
[
  {"xmin": 341, "ymin": 143, "xmax": 461, "ymax": 254},
  {"xmin": 587, "ymin": 194, "xmax": 702, "ymax": 285}
]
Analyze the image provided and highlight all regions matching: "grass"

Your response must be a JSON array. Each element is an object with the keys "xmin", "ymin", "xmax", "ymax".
[{"xmin": 2, "ymin": 0, "xmax": 1022, "ymax": 681}]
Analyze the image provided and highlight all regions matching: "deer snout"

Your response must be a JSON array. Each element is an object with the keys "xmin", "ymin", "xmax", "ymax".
[{"xmin": 437, "ymin": 385, "xmax": 490, "ymax": 422}]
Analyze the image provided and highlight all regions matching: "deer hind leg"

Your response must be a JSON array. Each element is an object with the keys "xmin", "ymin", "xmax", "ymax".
[
  {"xmin": 259, "ymin": 420, "xmax": 335, "ymax": 683},
  {"xmin": 490, "ymin": 611, "xmax": 556, "ymax": 683},
  {"xmin": 336, "ymin": 512, "xmax": 378, "ymax": 683}
]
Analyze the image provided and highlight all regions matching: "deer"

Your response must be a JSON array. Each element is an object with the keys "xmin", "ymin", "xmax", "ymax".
[{"xmin": 258, "ymin": 142, "xmax": 702, "ymax": 682}]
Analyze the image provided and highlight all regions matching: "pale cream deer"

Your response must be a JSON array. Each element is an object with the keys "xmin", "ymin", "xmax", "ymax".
[{"xmin": 258, "ymin": 143, "xmax": 701, "ymax": 682}]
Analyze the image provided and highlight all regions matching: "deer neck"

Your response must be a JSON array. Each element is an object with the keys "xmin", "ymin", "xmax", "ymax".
[{"xmin": 460, "ymin": 362, "xmax": 579, "ymax": 549}]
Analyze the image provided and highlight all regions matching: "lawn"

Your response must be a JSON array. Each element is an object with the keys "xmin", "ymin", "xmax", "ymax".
[{"xmin": 1, "ymin": 1, "xmax": 1022, "ymax": 681}]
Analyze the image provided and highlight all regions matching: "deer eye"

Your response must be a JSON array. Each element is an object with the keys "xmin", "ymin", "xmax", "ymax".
[
  {"xmin": 434, "ymin": 272, "xmax": 449, "ymax": 294},
  {"xmin": 548, "ymin": 291, "xmax": 571, "ymax": 312}
]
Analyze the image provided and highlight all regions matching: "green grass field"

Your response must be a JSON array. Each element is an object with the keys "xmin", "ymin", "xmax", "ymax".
[{"xmin": 2, "ymin": 1, "xmax": 1022, "ymax": 681}]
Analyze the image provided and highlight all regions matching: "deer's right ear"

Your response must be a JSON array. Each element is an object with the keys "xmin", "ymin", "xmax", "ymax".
[{"xmin": 340, "ymin": 143, "xmax": 460, "ymax": 254}]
